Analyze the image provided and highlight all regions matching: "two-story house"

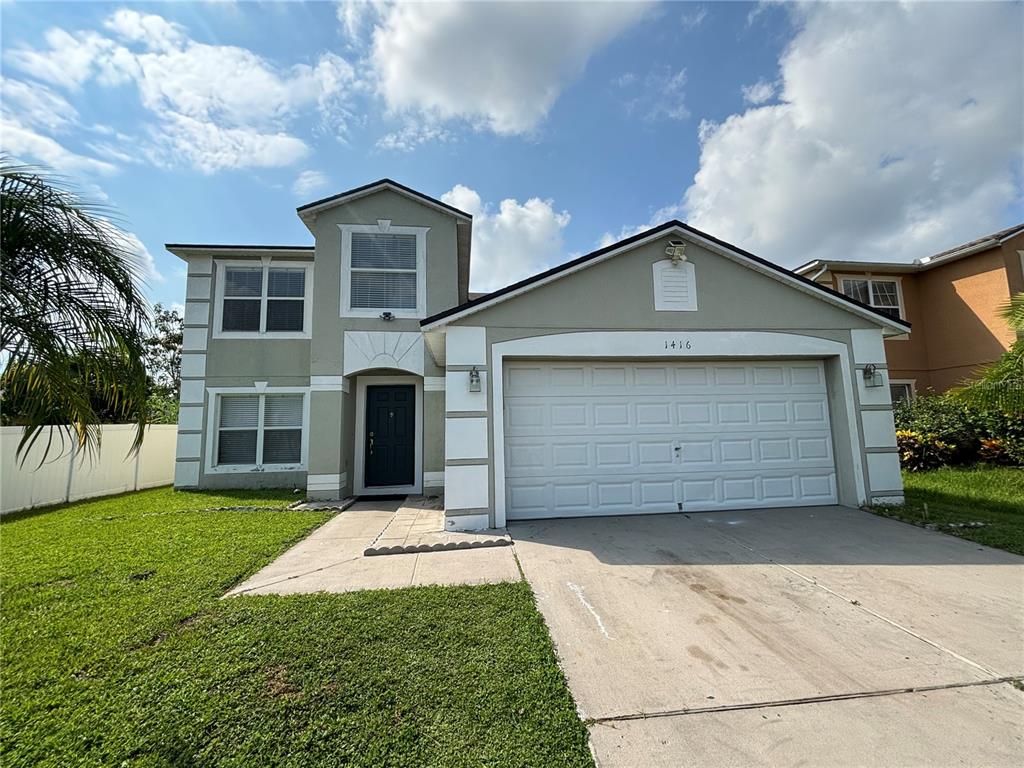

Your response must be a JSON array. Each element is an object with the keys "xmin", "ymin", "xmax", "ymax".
[
  {"xmin": 794, "ymin": 224, "xmax": 1024, "ymax": 401},
  {"xmin": 170, "ymin": 179, "xmax": 910, "ymax": 530}
]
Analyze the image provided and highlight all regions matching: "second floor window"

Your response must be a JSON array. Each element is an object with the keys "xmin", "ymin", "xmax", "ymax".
[
  {"xmin": 350, "ymin": 233, "xmax": 417, "ymax": 310},
  {"xmin": 340, "ymin": 224, "xmax": 428, "ymax": 318},
  {"xmin": 840, "ymin": 278, "xmax": 903, "ymax": 320},
  {"xmin": 217, "ymin": 262, "xmax": 312, "ymax": 337}
]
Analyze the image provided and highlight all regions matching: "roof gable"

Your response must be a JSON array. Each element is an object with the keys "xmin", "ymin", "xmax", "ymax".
[
  {"xmin": 296, "ymin": 178, "xmax": 472, "ymax": 222},
  {"xmin": 422, "ymin": 220, "xmax": 912, "ymax": 335}
]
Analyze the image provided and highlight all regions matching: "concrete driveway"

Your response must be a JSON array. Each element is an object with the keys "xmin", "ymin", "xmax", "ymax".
[{"xmin": 511, "ymin": 506, "xmax": 1024, "ymax": 767}]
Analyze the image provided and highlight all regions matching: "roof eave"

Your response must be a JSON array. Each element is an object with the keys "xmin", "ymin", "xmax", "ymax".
[{"xmin": 165, "ymin": 244, "xmax": 314, "ymax": 261}]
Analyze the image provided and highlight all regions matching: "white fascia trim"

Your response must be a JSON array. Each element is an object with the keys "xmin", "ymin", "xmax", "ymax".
[
  {"xmin": 489, "ymin": 331, "xmax": 866, "ymax": 527},
  {"xmin": 310, "ymin": 375, "xmax": 350, "ymax": 392},
  {"xmin": 298, "ymin": 182, "xmax": 471, "ymax": 222},
  {"xmin": 421, "ymin": 225, "xmax": 911, "ymax": 336},
  {"xmin": 339, "ymin": 224, "xmax": 429, "ymax": 320},
  {"xmin": 204, "ymin": 385, "xmax": 311, "ymax": 475},
  {"xmin": 353, "ymin": 375, "xmax": 423, "ymax": 496},
  {"xmin": 168, "ymin": 247, "xmax": 313, "ymax": 261},
  {"xmin": 212, "ymin": 259, "xmax": 314, "ymax": 340}
]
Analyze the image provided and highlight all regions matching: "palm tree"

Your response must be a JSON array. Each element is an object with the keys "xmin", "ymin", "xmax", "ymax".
[
  {"xmin": 952, "ymin": 293, "xmax": 1024, "ymax": 415},
  {"xmin": 1, "ymin": 159, "xmax": 152, "ymax": 462}
]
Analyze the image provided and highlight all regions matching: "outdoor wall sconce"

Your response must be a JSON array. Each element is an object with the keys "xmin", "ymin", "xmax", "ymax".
[
  {"xmin": 862, "ymin": 363, "xmax": 883, "ymax": 388},
  {"xmin": 468, "ymin": 366, "xmax": 482, "ymax": 393}
]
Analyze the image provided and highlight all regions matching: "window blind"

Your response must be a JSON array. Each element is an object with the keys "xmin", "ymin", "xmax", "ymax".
[
  {"xmin": 217, "ymin": 395, "xmax": 259, "ymax": 465},
  {"xmin": 351, "ymin": 272, "xmax": 417, "ymax": 309},
  {"xmin": 263, "ymin": 394, "xmax": 303, "ymax": 464},
  {"xmin": 351, "ymin": 233, "xmax": 417, "ymax": 270}
]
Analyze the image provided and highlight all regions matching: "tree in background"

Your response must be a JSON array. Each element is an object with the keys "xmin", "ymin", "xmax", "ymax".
[
  {"xmin": 0, "ymin": 159, "xmax": 152, "ymax": 461},
  {"xmin": 953, "ymin": 293, "xmax": 1024, "ymax": 416},
  {"xmin": 143, "ymin": 304, "xmax": 183, "ymax": 424}
]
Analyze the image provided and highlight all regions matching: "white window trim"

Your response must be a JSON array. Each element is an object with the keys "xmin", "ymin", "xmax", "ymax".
[
  {"xmin": 836, "ymin": 273, "xmax": 906, "ymax": 321},
  {"xmin": 339, "ymin": 223, "xmax": 429, "ymax": 319},
  {"xmin": 212, "ymin": 258, "xmax": 314, "ymax": 340},
  {"xmin": 889, "ymin": 378, "xmax": 917, "ymax": 402},
  {"xmin": 205, "ymin": 386, "xmax": 310, "ymax": 474},
  {"xmin": 353, "ymin": 375, "xmax": 423, "ymax": 496}
]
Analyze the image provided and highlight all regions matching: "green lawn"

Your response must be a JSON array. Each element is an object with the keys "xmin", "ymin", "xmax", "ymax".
[
  {"xmin": 1, "ymin": 488, "xmax": 592, "ymax": 767},
  {"xmin": 870, "ymin": 466, "xmax": 1024, "ymax": 555}
]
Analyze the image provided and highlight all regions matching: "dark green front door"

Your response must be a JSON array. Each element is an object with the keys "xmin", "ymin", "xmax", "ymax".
[{"xmin": 364, "ymin": 385, "xmax": 415, "ymax": 488}]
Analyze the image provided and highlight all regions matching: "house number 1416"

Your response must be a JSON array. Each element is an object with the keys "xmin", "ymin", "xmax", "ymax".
[{"xmin": 665, "ymin": 340, "xmax": 692, "ymax": 349}]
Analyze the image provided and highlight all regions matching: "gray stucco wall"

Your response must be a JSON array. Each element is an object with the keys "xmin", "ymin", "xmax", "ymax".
[{"xmin": 459, "ymin": 235, "xmax": 877, "ymax": 332}]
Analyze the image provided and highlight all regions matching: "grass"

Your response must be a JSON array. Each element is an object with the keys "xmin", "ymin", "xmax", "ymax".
[
  {"xmin": 870, "ymin": 465, "xmax": 1024, "ymax": 555},
  {"xmin": 1, "ymin": 488, "xmax": 592, "ymax": 767}
]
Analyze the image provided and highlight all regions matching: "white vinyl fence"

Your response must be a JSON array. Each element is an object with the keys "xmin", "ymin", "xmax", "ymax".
[{"xmin": 1, "ymin": 424, "xmax": 178, "ymax": 515}]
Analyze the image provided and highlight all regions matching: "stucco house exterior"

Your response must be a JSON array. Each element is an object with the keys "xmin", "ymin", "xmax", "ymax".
[
  {"xmin": 795, "ymin": 224, "xmax": 1024, "ymax": 401},
  {"xmin": 169, "ymin": 179, "xmax": 911, "ymax": 531}
]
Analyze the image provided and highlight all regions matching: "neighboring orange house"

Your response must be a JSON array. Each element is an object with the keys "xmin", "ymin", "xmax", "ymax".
[{"xmin": 795, "ymin": 224, "xmax": 1024, "ymax": 402}]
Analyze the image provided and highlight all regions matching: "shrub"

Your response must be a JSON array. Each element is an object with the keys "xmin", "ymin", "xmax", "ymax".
[
  {"xmin": 893, "ymin": 392, "xmax": 1024, "ymax": 468},
  {"xmin": 896, "ymin": 429, "xmax": 955, "ymax": 472}
]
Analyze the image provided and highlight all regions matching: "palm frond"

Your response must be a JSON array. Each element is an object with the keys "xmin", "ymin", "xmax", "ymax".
[{"xmin": 0, "ymin": 156, "xmax": 152, "ymax": 462}]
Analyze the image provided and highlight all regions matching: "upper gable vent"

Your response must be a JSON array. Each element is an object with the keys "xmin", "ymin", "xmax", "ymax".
[{"xmin": 653, "ymin": 256, "xmax": 697, "ymax": 312}]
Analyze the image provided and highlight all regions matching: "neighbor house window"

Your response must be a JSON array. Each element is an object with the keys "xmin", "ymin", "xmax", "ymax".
[
  {"xmin": 840, "ymin": 278, "xmax": 903, "ymax": 320},
  {"xmin": 340, "ymin": 224, "xmax": 428, "ymax": 318},
  {"xmin": 889, "ymin": 381, "xmax": 915, "ymax": 405},
  {"xmin": 215, "ymin": 392, "xmax": 305, "ymax": 468},
  {"xmin": 216, "ymin": 262, "xmax": 312, "ymax": 337}
]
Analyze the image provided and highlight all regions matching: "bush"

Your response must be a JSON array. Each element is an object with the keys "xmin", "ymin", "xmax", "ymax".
[
  {"xmin": 893, "ymin": 392, "xmax": 1024, "ymax": 468},
  {"xmin": 896, "ymin": 429, "xmax": 955, "ymax": 472}
]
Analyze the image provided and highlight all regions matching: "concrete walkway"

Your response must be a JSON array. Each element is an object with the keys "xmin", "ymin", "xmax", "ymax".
[
  {"xmin": 512, "ymin": 506, "xmax": 1024, "ymax": 768},
  {"xmin": 227, "ymin": 498, "xmax": 519, "ymax": 596},
  {"xmin": 364, "ymin": 496, "xmax": 511, "ymax": 555}
]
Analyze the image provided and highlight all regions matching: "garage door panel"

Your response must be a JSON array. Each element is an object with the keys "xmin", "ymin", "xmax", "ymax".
[
  {"xmin": 506, "ymin": 397, "xmax": 833, "ymax": 436},
  {"xmin": 503, "ymin": 361, "xmax": 828, "ymax": 397},
  {"xmin": 504, "ymin": 360, "xmax": 838, "ymax": 519},
  {"xmin": 507, "ymin": 469, "xmax": 839, "ymax": 519},
  {"xmin": 505, "ymin": 432, "xmax": 833, "ymax": 478}
]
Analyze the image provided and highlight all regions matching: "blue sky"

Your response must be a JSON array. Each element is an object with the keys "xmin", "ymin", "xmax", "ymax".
[{"xmin": 3, "ymin": 1, "xmax": 1022, "ymax": 311}]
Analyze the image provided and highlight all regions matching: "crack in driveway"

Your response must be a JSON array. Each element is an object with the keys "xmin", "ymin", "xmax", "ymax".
[{"xmin": 587, "ymin": 676, "xmax": 1023, "ymax": 725}]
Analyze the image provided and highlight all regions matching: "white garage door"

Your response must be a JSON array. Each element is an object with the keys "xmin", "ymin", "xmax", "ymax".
[{"xmin": 503, "ymin": 360, "xmax": 838, "ymax": 520}]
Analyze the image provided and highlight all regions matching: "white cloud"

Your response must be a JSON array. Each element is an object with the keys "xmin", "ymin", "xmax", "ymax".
[
  {"xmin": 337, "ymin": 0, "xmax": 384, "ymax": 40},
  {"xmin": 740, "ymin": 78, "xmax": 775, "ymax": 105},
  {"xmin": 0, "ymin": 77, "xmax": 79, "ymax": 132},
  {"xmin": 119, "ymin": 230, "xmax": 164, "ymax": 284},
  {"xmin": 441, "ymin": 184, "xmax": 571, "ymax": 292},
  {"xmin": 615, "ymin": 66, "xmax": 689, "ymax": 122},
  {"xmin": 292, "ymin": 169, "xmax": 330, "ymax": 196},
  {"xmin": 145, "ymin": 114, "xmax": 310, "ymax": 173},
  {"xmin": 370, "ymin": 2, "xmax": 650, "ymax": 135},
  {"xmin": 6, "ymin": 10, "xmax": 356, "ymax": 172},
  {"xmin": 681, "ymin": 2, "xmax": 1023, "ymax": 266},
  {"xmin": 680, "ymin": 6, "xmax": 708, "ymax": 31},
  {"xmin": 0, "ymin": 117, "xmax": 118, "ymax": 175},
  {"xmin": 103, "ymin": 8, "xmax": 185, "ymax": 51},
  {"xmin": 376, "ymin": 121, "xmax": 451, "ymax": 152}
]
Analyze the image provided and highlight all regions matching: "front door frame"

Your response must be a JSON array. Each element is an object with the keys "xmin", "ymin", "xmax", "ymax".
[{"xmin": 354, "ymin": 375, "xmax": 423, "ymax": 496}]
